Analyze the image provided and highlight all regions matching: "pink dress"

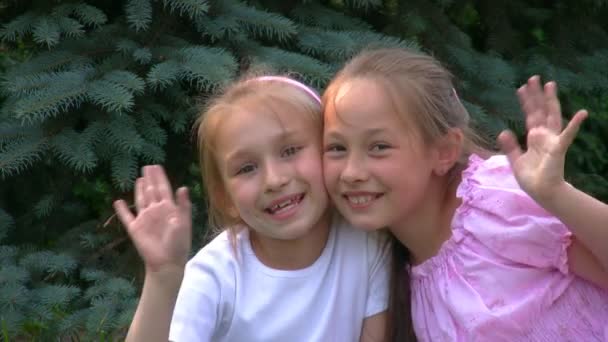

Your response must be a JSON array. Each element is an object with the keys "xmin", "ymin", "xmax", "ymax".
[{"xmin": 411, "ymin": 154, "xmax": 608, "ymax": 341}]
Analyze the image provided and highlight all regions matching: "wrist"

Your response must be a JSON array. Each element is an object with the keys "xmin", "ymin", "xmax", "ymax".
[
  {"xmin": 144, "ymin": 266, "xmax": 185, "ymax": 292},
  {"xmin": 535, "ymin": 181, "xmax": 572, "ymax": 213}
]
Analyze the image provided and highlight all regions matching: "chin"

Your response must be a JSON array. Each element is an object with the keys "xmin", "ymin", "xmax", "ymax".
[{"xmin": 343, "ymin": 215, "xmax": 386, "ymax": 232}]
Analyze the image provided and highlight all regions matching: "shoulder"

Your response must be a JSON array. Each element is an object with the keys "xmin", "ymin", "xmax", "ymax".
[
  {"xmin": 450, "ymin": 154, "xmax": 571, "ymax": 272},
  {"xmin": 330, "ymin": 215, "xmax": 381, "ymax": 247},
  {"xmin": 182, "ymin": 229, "xmax": 250, "ymax": 289},
  {"xmin": 330, "ymin": 214, "xmax": 390, "ymax": 264},
  {"xmin": 456, "ymin": 153, "xmax": 536, "ymax": 212},
  {"xmin": 455, "ymin": 153, "xmax": 559, "ymax": 222},
  {"xmin": 171, "ymin": 230, "xmax": 249, "ymax": 341},
  {"xmin": 188, "ymin": 230, "xmax": 237, "ymax": 269},
  {"xmin": 457, "ymin": 153, "xmax": 519, "ymax": 194}
]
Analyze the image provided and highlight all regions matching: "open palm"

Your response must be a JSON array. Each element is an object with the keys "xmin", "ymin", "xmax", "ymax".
[
  {"xmin": 114, "ymin": 165, "xmax": 192, "ymax": 274},
  {"xmin": 498, "ymin": 76, "xmax": 588, "ymax": 202}
]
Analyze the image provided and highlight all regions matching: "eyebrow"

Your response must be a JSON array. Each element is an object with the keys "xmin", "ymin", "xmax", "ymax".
[
  {"xmin": 224, "ymin": 130, "xmax": 302, "ymax": 163},
  {"xmin": 325, "ymin": 127, "xmax": 388, "ymax": 139}
]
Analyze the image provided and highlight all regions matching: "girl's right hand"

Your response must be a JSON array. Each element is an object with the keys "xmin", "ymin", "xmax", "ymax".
[{"xmin": 113, "ymin": 165, "xmax": 192, "ymax": 276}]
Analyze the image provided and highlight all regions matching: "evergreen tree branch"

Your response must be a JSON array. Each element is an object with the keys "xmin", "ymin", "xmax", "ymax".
[
  {"xmin": 126, "ymin": 0, "xmax": 153, "ymax": 32},
  {"xmin": 160, "ymin": 0, "xmax": 209, "ymax": 20}
]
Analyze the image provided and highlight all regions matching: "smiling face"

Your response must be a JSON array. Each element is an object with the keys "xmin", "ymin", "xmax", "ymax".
[
  {"xmin": 214, "ymin": 103, "xmax": 329, "ymax": 241},
  {"xmin": 323, "ymin": 79, "xmax": 440, "ymax": 231}
]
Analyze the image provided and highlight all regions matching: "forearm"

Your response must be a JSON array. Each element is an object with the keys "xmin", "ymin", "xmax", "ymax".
[
  {"xmin": 359, "ymin": 312, "xmax": 387, "ymax": 342},
  {"xmin": 541, "ymin": 182, "xmax": 608, "ymax": 271},
  {"xmin": 126, "ymin": 270, "xmax": 184, "ymax": 342}
]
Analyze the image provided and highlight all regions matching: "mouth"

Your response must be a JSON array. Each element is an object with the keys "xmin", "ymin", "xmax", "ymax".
[
  {"xmin": 342, "ymin": 192, "xmax": 383, "ymax": 209},
  {"xmin": 265, "ymin": 193, "xmax": 305, "ymax": 218}
]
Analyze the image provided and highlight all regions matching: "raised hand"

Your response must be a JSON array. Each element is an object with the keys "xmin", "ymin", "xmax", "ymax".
[
  {"xmin": 497, "ymin": 76, "xmax": 588, "ymax": 203},
  {"xmin": 114, "ymin": 165, "xmax": 192, "ymax": 275}
]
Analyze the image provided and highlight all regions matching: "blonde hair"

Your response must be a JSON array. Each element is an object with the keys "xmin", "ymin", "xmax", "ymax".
[
  {"xmin": 323, "ymin": 48, "xmax": 488, "ymax": 171},
  {"xmin": 196, "ymin": 72, "xmax": 322, "ymax": 241}
]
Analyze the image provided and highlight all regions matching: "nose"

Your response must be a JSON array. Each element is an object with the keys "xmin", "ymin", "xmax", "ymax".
[
  {"xmin": 264, "ymin": 159, "xmax": 290, "ymax": 192},
  {"xmin": 340, "ymin": 153, "xmax": 368, "ymax": 184}
]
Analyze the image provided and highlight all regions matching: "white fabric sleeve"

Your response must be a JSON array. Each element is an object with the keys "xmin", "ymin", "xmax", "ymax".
[
  {"xmin": 169, "ymin": 247, "xmax": 234, "ymax": 342},
  {"xmin": 365, "ymin": 232, "xmax": 390, "ymax": 317}
]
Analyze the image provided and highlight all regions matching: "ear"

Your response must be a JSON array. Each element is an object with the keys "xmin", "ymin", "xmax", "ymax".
[{"xmin": 432, "ymin": 128, "xmax": 464, "ymax": 176}]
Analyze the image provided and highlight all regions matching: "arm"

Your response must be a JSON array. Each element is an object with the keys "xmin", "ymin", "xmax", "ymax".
[
  {"xmin": 113, "ymin": 165, "xmax": 192, "ymax": 342},
  {"xmin": 499, "ymin": 76, "xmax": 608, "ymax": 271},
  {"xmin": 127, "ymin": 270, "xmax": 184, "ymax": 342},
  {"xmin": 360, "ymin": 311, "xmax": 387, "ymax": 342},
  {"xmin": 546, "ymin": 183, "xmax": 608, "ymax": 273},
  {"xmin": 568, "ymin": 238, "xmax": 608, "ymax": 290}
]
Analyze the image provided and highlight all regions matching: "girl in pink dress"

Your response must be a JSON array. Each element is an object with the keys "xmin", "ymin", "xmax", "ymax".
[{"xmin": 322, "ymin": 48, "xmax": 608, "ymax": 341}]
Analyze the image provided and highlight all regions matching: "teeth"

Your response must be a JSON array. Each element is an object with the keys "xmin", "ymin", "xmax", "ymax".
[
  {"xmin": 268, "ymin": 195, "xmax": 302, "ymax": 214},
  {"xmin": 347, "ymin": 195, "xmax": 374, "ymax": 204},
  {"xmin": 272, "ymin": 199, "xmax": 295, "ymax": 211}
]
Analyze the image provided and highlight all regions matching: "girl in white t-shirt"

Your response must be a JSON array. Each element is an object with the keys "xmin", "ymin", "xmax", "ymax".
[{"xmin": 114, "ymin": 74, "xmax": 389, "ymax": 342}]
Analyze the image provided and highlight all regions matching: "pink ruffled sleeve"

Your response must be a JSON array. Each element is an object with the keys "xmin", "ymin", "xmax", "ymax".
[{"xmin": 454, "ymin": 154, "xmax": 572, "ymax": 274}]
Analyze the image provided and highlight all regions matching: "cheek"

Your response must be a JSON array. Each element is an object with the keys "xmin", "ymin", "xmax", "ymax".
[
  {"xmin": 373, "ymin": 157, "xmax": 408, "ymax": 176},
  {"xmin": 226, "ymin": 180, "xmax": 257, "ymax": 207},
  {"xmin": 297, "ymin": 150, "xmax": 323, "ymax": 176},
  {"xmin": 377, "ymin": 163, "xmax": 403, "ymax": 181},
  {"xmin": 322, "ymin": 160, "xmax": 342, "ymax": 189}
]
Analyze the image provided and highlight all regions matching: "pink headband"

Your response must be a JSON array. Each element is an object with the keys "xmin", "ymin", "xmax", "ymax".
[{"xmin": 250, "ymin": 76, "xmax": 321, "ymax": 104}]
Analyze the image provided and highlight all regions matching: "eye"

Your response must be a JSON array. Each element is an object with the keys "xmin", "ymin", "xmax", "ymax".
[
  {"xmin": 370, "ymin": 143, "xmax": 391, "ymax": 152},
  {"xmin": 281, "ymin": 146, "xmax": 302, "ymax": 158},
  {"xmin": 236, "ymin": 164, "xmax": 256, "ymax": 175},
  {"xmin": 323, "ymin": 144, "xmax": 346, "ymax": 159},
  {"xmin": 324, "ymin": 144, "xmax": 346, "ymax": 153}
]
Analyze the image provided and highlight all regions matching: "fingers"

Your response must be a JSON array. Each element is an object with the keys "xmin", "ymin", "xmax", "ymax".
[
  {"xmin": 143, "ymin": 166, "xmax": 162, "ymax": 203},
  {"xmin": 544, "ymin": 81, "xmax": 563, "ymax": 132},
  {"xmin": 176, "ymin": 187, "xmax": 192, "ymax": 219},
  {"xmin": 150, "ymin": 165, "xmax": 173, "ymax": 201},
  {"xmin": 518, "ymin": 75, "xmax": 546, "ymax": 129},
  {"xmin": 114, "ymin": 199, "xmax": 135, "ymax": 228},
  {"xmin": 135, "ymin": 177, "xmax": 147, "ymax": 212},
  {"xmin": 559, "ymin": 110, "xmax": 588, "ymax": 150},
  {"xmin": 135, "ymin": 165, "xmax": 181, "ymax": 213},
  {"xmin": 136, "ymin": 166, "xmax": 169, "ymax": 212},
  {"xmin": 497, "ymin": 130, "xmax": 523, "ymax": 166}
]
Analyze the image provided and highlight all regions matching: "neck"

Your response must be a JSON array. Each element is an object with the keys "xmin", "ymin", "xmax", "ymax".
[
  {"xmin": 249, "ymin": 211, "xmax": 332, "ymax": 270},
  {"xmin": 390, "ymin": 173, "xmax": 462, "ymax": 265}
]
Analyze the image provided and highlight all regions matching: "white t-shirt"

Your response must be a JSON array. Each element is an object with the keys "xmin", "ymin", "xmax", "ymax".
[{"xmin": 169, "ymin": 216, "xmax": 389, "ymax": 342}]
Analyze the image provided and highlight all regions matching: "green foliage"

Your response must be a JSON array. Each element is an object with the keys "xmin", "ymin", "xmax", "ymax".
[
  {"xmin": 220, "ymin": 0, "xmax": 298, "ymax": 43},
  {"xmin": 125, "ymin": 0, "xmax": 153, "ymax": 32},
  {"xmin": 161, "ymin": 0, "xmax": 209, "ymax": 20},
  {"xmin": 0, "ymin": 3, "xmax": 108, "ymax": 47},
  {"xmin": 377, "ymin": 0, "xmax": 608, "ymax": 200},
  {"xmin": 0, "ymin": 209, "xmax": 14, "ymax": 243},
  {"xmin": 0, "ymin": 245, "xmax": 136, "ymax": 340},
  {"xmin": 0, "ymin": 0, "xmax": 606, "ymax": 339},
  {"xmin": 0, "ymin": 0, "xmax": 417, "ymax": 338},
  {"xmin": 565, "ymin": 93, "xmax": 608, "ymax": 200}
]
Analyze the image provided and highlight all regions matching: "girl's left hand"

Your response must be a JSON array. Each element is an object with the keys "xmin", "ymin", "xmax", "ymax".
[{"xmin": 498, "ymin": 75, "xmax": 588, "ymax": 203}]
